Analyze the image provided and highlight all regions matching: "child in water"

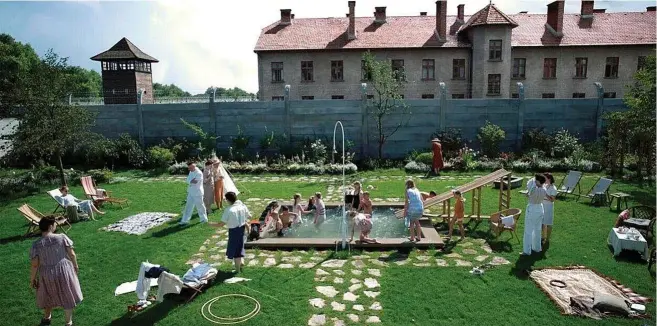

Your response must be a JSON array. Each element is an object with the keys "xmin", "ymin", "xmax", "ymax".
[
  {"xmin": 348, "ymin": 211, "xmax": 379, "ymax": 244},
  {"xmin": 358, "ymin": 191, "xmax": 373, "ymax": 215},
  {"xmin": 447, "ymin": 190, "xmax": 466, "ymax": 240},
  {"xmin": 313, "ymin": 192, "xmax": 326, "ymax": 228}
]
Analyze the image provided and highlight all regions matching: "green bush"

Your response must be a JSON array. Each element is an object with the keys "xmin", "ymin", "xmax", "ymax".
[
  {"xmin": 522, "ymin": 128, "xmax": 553, "ymax": 155},
  {"xmin": 159, "ymin": 137, "xmax": 197, "ymax": 163},
  {"xmin": 404, "ymin": 161, "xmax": 429, "ymax": 173},
  {"xmin": 168, "ymin": 162, "xmax": 190, "ymax": 175},
  {"xmin": 87, "ymin": 168, "xmax": 113, "ymax": 184},
  {"xmin": 0, "ymin": 173, "xmax": 39, "ymax": 200},
  {"xmin": 552, "ymin": 129, "xmax": 582, "ymax": 159},
  {"xmin": 477, "ymin": 160, "xmax": 503, "ymax": 171},
  {"xmin": 147, "ymin": 146, "xmax": 175, "ymax": 169},
  {"xmin": 415, "ymin": 152, "xmax": 433, "ymax": 165},
  {"xmin": 36, "ymin": 166, "xmax": 61, "ymax": 183},
  {"xmin": 114, "ymin": 134, "xmax": 146, "ymax": 168},
  {"xmin": 231, "ymin": 125, "xmax": 251, "ymax": 161},
  {"xmin": 477, "ymin": 121, "xmax": 506, "ymax": 158}
]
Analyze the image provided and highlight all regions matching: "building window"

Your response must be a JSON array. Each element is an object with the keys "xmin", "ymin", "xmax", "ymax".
[
  {"xmin": 366, "ymin": 94, "xmax": 374, "ymax": 99},
  {"xmin": 301, "ymin": 61, "xmax": 314, "ymax": 81},
  {"xmin": 511, "ymin": 93, "xmax": 519, "ymax": 98},
  {"xmin": 421, "ymin": 59, "xmax": 435, "ymax": 80},
  {"xmin": 331, "ymin": 95, "xmax": 344, "ymax": 99},
  {"xmin": 391, "ymin": 59, "xmax": 405, "ymax": 80},
  {"xmin": 605, "ymin": 57, "xmax": 619, "ymax": 78},
  {"xmin": 301, "ymin": 96, "xmax": 314, "ymax": 100},
  {"xmin": 487, "ymin": 74, "xmax": 501, "ymax": 95},
  {"xmin": 512, "ymin": 58, "xmax": 526, "ymax": 79},
  {"xmin": 543, "ymin": 58, "xmax": 557, "ymax": 79},
  {"xmin": 542, "ymin": 93, "xmax": 555, "ymax": 98},
  {"xmin": 421, "ymin": 94, "xmax": 435, "ymax": 99},
  {"xmin": 638, "ymin": 56, "xmax": 647, "ymax": 70},
  {"xmin": 452, "ymin": 59, "xmax": 466, "ymax": 79},
  {"xmin": 603, "ymin": 92, "xmax": 617, "ymax": 98},
  {"xmin": 361, "ymin": 60, "xmax": 372, "ymax": 81},
  {"xmin": 452, "ymin": 94, "xmax": 465, "ymax": 99},
  {"xmin": 575, "ymin": 58, "xmax": 588, "ymax": 78},
  {"xmin": 102, "ymin": 62, "xmax": 108, "ymax": 70},
  {"xmin": 489, "ymin": 40, "xmax": 502, "ymax": 60},
  {"xmin": 572, "ymin": 93, "xmax": 586, "ymax": 98},
  {"xmin": 331, "ymin": 61, "xmax": 344, "ymax": 82},
  {"xmin": 272, "ymin": 96, "xmax": 285, "ymax": 101},
  {"xmin": 271, "ymin": 62, "xmax": 284, "ymax": 82}
]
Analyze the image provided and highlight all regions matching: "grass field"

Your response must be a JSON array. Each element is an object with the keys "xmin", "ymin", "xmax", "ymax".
[{"xmin": 0, "ymin": 171, "xmax": 654, "ymax": 325}]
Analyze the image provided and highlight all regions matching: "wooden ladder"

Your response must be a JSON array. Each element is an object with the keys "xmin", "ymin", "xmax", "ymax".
[{"xmin": 498, "ymin": 173, "xmax": 512, "ymax": 211}]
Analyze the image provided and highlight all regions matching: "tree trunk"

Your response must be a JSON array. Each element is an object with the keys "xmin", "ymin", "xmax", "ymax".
[
  {"xmin": 378, "ymin": 141, "xmax": 383, "ymax": 159},
  {"xmin": 57, "ymin": 154, "xmax": 67, "ymax": 186}
]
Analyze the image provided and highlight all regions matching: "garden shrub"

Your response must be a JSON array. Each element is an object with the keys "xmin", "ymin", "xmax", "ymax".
[
  {"xmin": 167, "ymin": 162, "xmax": 190, "ymax": 175},
  {"xmin": 324, "ymin": 163, "xmax": 358, "ymax": 175},
  {"xmin": 414, "ymin": 152, "xmax": 433, "ymax": 165},
  {"xmin": 75, "ymin": 135, "xmax": 118, "ymax": 169},
  {"xmin": 159, "ymin": 137, "xmax": 197, "ymax": 163},
  {"xmin": 404, "ymin": 161, "xmax": 430, "ymax": 173},
  {"xmin": 477, "ymin": 160, "xmax": 503, "ymax": 171},
  {"xmin": 358, "ymin": 158, "xmax": 405, "ymax": 170},
  {"xmin": 231, "ymin": 125, "xmax": 251, "ymax": 161},
  {"xmin": 578, "ymin": 159, "xmax": 602, "ymax": 173},
  {"xmin": 431, "ymin": 129, "xmax": 467, "ymax": 159},
  {"xmin": 0, "ymin": 173, "xmax": 39, "ymax": 200},
  {"xmin": 522, "ymin": 128, "xmax": 553, "ymax": 155},
  {"xmin": 287, "ymin": 163, "xmax": 325, "ymax": 175},
  {"xmin": 511, "ymin": 161, "xmax": 530, "ymax": 172},
  {"xmin": 552, "ymin": 128, "xmax": 582, "ymax": 159},
  {"xmin": 114, "ymin": 134, "xmax": 146, "ymax": 168},
  {"xmin": 87, "ymin": 168, "xmax": 113, "ymax": 184},
  {"xmin": 307, "ymin": 139, "xmax": 328, "ymax": 164},
  {"xmin": 147, "ymin": 146, "xmax": 175, "ymax": 169},
  {"xmin": 477, "ymin": 122, "xmax": 506, "ymax": 158},
  {"xmin": 35, "ymin": 166, "xmax": 61, "ymax": 183}
]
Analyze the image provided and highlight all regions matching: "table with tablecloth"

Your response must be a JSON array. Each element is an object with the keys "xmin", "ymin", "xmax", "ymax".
[{"xmin": 607, "ymin": 227, "xmax": 649, "ymax": 261}]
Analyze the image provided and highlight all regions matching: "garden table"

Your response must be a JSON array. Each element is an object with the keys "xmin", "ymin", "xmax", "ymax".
[
  {"xmin": 607, "ymin": 227, "xmax": 649, "ymax": 261},
  {"xmin": 609, "ymin": 192, "xmax": 631, "ymax": 212}
]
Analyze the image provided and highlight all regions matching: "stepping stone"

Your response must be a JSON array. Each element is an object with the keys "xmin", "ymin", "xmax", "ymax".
[
  {"xmin": 281, "ymin": 251, "xmax": 292, "ymax": 256},
  {"xmin": 248, "ymin": 260, "xmax": 259, "ymax": 267},
  {"xmin": 366, "ymin": 316, "xmax": 381, "ymax": 323},
  {"xmin": 445, "ymin": 253, "xmax": 462, "ymax": 258},
  {"xmin": 334, "ymin": 277, "xmax": 344, "ymax": 284},
  {"xmin": 350, "ymin": 278, "xmax": 361, "ymax": 284},
  {"xmin": 363, "ymin": 291, "xmax": 381, "ymax": 299},
  {"xmin": 245, "ymin": 253, "xmax": 256, "ymax": 259},
  {"xmin": 462, "ymin": 249, "xmax": 478, "ymax": 255},
  {"xmin": 282, "ymin": 256, "xmax": 302, "ymax": 263},
  {"xmin": 331, "ymin": 318, "xmax": 345, "ymax": 326},
  {"xmin": 349, "ymin": 283, "xmax": 363, "ymax": 292},
  {"xmin": 316, "ymin": 286, "xmax": 339, "ymax": 298},
  {"xmin": 364, "ymin": 278, "xmax": 380, "ymax": 289},
  {"xmin": 367, "ymin": 269, "xmax": 381, "ymax": 277},
  {"xmin": 394, "ymin": 259, "xmax": 408, "ymax": 266},
  {"xmin": 314, "ymin": 277, "xmax": 327, "ymax": 282},
  {"xmin": 263, "ymin": 258, "xmax": 276, "ymax": 267},
  {"xmin": 211, "ymin": 235, "xmax": 220, "ymax": 239},
  {"xmin": 310, "ymin": 256, "xmax": 324, "ymax": 262},
  {"xmin": 322, "ymin": 260, "xmax": 347, "ymax": 268},
  {"xmin": 490, "ymin": 256, "xmax": 511, "ymax": 265},
  {"xmin": 316, "ymin": 269, "xmax": 330, "ymax": 276},
  {"xmin": 378, "ymin": 254, "xmax": 389, "ymax": 259},
  {"xmin": 413, "ymin": 263, "xmax": 431, "ymax": 267},
  {"xmin": 331, "ymin": 301, "xmax": 345, "ymax": 312},
  {"xmin": 436, "ymin": 259, "xmax": 448, "ymax": 266},
  {"xmin": 259, "ymin": 253, "xmax": 274, "ymax": 258},
  {"xmin": 309, "ymin": 298, "xmax": 325, "ymax": 308},
  {"xmin": 347, "ymin": 314, "xmax": 359, "ymax": 322},
  {"xmin": 300, "ymin": 262, "xmax": 316, "ymax": 269},
  {"xmin": 475, "ymin": 255, "xmax": 489, "ymax": 262},
  {"xmin": 370, "ymin": 302, "xmax": 382, "ymax": 311},
  {"xmin": 481, "ymin": 244, "xmax": 493, "ymax": 253},
  {"xmin": 459, "ymin": 242, "xmax": 474, "ymax": 247},
  {"xmin": 352, "ymin": 255, "xmax": 369, "ymax": 259},
  {"xmin": 333, "ymin": 270, "xmax": 345, "ymax": 276},
  {"xmin": 416, "ymin": 256, "xmax": 430, "ymax": 261},
  {"xmin": 210, "ymin": 255, "xmax": 223, "ymax": 261},
  {"xmin": 353, "ymin": 304, "xmax": 365, "ymax": 311},
  {"xmin": 217, "ymin": 229, "xmax": 227, "ymax": 234},
  {"xmin": 455, "ymin": 260, "xmax": 472, "ymax": 267},
  {"xmin": 343, "ymin": 292, "xmax": 359, "ymax": 302},
  {"xmin": 308, "ymin": 314, "xmax": 326, "ymax": 326},
  {"xmin": 277, "ymin": 263, "xmax": 294, "ymax": 269},
  {"xmin": 352, "ymin": 260, "xmax": 366, "ymax": 268},
  {"xmin": 352, "ymin": 270, "xmax": 362, "ymax": 275}
]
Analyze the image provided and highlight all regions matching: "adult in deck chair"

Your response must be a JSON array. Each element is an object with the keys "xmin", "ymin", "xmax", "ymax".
[
  {"xmin": 556, "ymin": 170, "xmax": 583, "ymax": 199},
  {"xmin": 580, "ymin": 177, "xmax": 613, "ymax": 204},
  {"xmin": 80, "ymin": 175, "xmax": 128, "ymax": 208},
  {"xmin": 18, "ymin": 204, "xmax": 71, "ymax": 236}
]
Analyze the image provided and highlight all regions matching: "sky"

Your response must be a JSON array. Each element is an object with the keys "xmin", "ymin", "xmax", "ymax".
[{"xmin": 0, "ymin": 0, "xmax": 653, "ymax": 95}]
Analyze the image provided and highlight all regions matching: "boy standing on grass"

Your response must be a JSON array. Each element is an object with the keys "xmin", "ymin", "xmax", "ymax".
[
  {"xmin": 210, "ymin": 192, "xmax": 251, "ymax": 273},
  {"xmin": 447, "ymin": 190, "xmax": 466, "ymax": 241}
]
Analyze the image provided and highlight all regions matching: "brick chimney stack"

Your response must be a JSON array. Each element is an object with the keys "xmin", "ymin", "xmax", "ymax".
[
  {"xmin": 647, "ymin": 6, "xmax": 656, "ymax": 12},
  {"xmin": 280, "ymin": 9, "xmax": 292, "ymax": 25},
  {"xmin": 546, "ymin": 0, "xmax": 564, "ymax": 37},
  {"xmin": 435, "ymin": 0, "xmax": 447, "ymax": 41},
  {"xmin": 348, "ymin": 1, "xmax": 357, "ymax": 40},
  {"xmin": 420, "ymin": 12, "xmax": 427, "ymax": 16},
  {"xmin": 457, "ymin": 4, "xmax": 465, "ymax": 22},
  {"xmin": 374, "ymin": 7, "xmax": 387, "ymax": 23},
  {"xmin": 581, "ymin": 1, "xmax": 594, "ymax": 16}
]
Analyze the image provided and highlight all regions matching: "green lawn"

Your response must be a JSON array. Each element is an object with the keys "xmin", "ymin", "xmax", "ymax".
[{"xmin": 0, "ymin": 171, "xmax": 654, "ymax": 325}]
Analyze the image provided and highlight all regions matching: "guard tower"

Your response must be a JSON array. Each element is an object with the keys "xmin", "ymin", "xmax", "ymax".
[{"xmin": 91, "ymin": 38, "xmax": 158, "ymax": 104}]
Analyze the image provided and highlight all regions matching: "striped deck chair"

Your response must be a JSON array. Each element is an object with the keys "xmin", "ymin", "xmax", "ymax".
[
  {"xmin": 47, "ymin": 188, "xmax": 65, "ymax": 213},
  {"xmin": 80, "ymin": 176, "xmax": 128, "ymax": 208},
  {"xmin": 17, "ymin": 204, "xmax": 71, "ymax": 237},
  {"xmin": 580, "ymin": 177, "xmax": 613, "ymax": 204},
  {"xmin": 556, "ymin": 170, "xmax": 583, "ymax": 199}
]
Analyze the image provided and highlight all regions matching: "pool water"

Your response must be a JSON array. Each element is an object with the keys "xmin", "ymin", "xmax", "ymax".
[{"xmin": 277, "ymin": 207, "xmax": 409, "ymax": 239}]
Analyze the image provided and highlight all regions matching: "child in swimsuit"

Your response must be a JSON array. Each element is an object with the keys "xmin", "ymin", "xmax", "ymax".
[
  {"xmin": 348, "ymin": 211, "xmax": 378, "ymax": 244},
  {"xmin": 314, "ymin": 192, "xmax": 326, "ymax": 228},
  {"xmin": 448, "ymin": 190, "xmax": 466, "ymax": 240},
  {"xmin": 292, "ymin": 193, "xmax": 311, "ymax": 224},
  {"xmin": 277, "ymin": 206, "xmax": 298, "ymax": 236},
  {"xmin": 358, "ymin": 191, "xmax": 373, "ymax": 215}
]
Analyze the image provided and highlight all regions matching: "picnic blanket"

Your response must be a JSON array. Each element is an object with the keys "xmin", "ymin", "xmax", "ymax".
[
  {"xmin": 529, "ymin": 266, "xmax": 651, "ymax": 318},
  {"xmin": 101, "ymin": 212, "xmax": 178, "ymax": 235}
]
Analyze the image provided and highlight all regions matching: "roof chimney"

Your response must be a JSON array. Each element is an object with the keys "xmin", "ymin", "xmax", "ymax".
[
  {"xmin": 420, "ymin": 12, "xmax": 427, "ymax": 16},
  {"xmin": 346, "ymin": 13, "xmax": 350, "ymax": 17},
  {"xmin": 374, "ymin": 6, "xmax": 387, "ymax": 23},
  {"xmin": 546, "ymin": 0, "xmax": 564, "ymax": 37},
  {"xmin": 291, "ymin": 14, "xmax": 295, "ymax": 19},
  {"xmin": 581, "ymin": 1, "xmax": 594, "ymax": 17},
  {"xmin": 348, "ymin": 1, "xmax": 357, "ymax": 40},
  {"xmin": 457, "ymin": 4, "xmax": 465, "ymax": 22},
  {"xmin": 647, "ymin": 6, "xmax": 656, "ymax": 12},
  {"xmin": 435, "ymin": 0, "xmax": 447, "ymax": 42},
  {"xmin": 280, "ymin": 9, "xmax": 292, "ymax": 26},
  {"xmin": 519, "ymin": 11, "xmax": 528, "ymax": 14}
]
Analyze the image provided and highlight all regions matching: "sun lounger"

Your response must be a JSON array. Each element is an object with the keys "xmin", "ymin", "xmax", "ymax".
[
  {"xmin": 557, "ymin": 170, "xmax": 583, "ymax": 199},
  {"xmin": 17, "ymin": 204, "xmax": 71, "ymax": 236},
  {"xmin": 81, "ymin": 176, "xmax": 128, "ymax": 208},
  {"xmin": 47, "ymin": 188, "xmax": 65, "ymax": 213},
  {"xmin": 580, "ymin": 177, "xmax": 613, "ymax": 204}
]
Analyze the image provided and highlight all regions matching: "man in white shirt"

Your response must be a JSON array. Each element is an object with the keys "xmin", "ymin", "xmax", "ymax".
[
  {"xmin": 211, "ymin": 192, "xmax": 251, "ymax": 273},
  {"xmin": 179, "ymin": 162, "xmax": 208, "ymax": 225}
]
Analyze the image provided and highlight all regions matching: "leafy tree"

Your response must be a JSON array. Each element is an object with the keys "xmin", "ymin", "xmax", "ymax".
[
  {"xmin": 0, "ymin": 34, "xmax": 40, "ymax": 117},
  {"xmin": 477, "ymin": 121, "xmax": 506, "ymax": 158},
  {"xmin": 8, "ymin": 50, "xmax": 96, "ymax": 185},
  {"xmin": 153, "ymin": 83, "xmax": 191, "ymax": 97},
  {"xmin": 362, "ymin": 51, "xmax": 410, "ymax": 158},
  {"xmin": 68, "ymin": 66, "xmax": 103, "ymax": 97}
]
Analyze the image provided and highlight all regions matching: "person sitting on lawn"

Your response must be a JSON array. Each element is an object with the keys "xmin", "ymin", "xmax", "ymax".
[
  {"xmin": 59, "ymin": 186, "xmax": 104, "ymax": 220},
  {"xmin": 358, "ymin": 191, "xmax": 373, "ymax": 215},
  {"xmin": 314, "ymin": 192, "xmax": 326, "ymax": 228},
  {"xmin": 447, "ymin": 190, "xmax": 466, "ymax": 241},
  {"xmin": 348, "ymin": 211, "xmax": 379, "ymax": 244}
]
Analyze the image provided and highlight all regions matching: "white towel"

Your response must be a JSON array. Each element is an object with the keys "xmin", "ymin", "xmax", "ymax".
[
  {"xmin": 501, "ymin": 215, "xmax": 515, "ymax": 227},
  {"xmin": 156, "ymin": 271, "xmax": 184, "ymax": 302},
  {"xmin": 114, "ymin": 278, "xmax": 158, "ymax": 296}
]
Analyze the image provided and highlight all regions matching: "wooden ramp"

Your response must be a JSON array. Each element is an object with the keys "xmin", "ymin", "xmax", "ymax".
[{"xmin": 396, "ymin": 169, "xmax": 513, "ymax": 220}]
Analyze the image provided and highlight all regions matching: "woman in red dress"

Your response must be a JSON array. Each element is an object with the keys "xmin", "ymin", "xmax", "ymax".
[{"xmin": 431, "ymin": 138, "xmax": 444, "ymax": 176}]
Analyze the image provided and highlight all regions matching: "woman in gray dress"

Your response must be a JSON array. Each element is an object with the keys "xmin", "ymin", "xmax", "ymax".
[{"xmin": 30, "ymin": 216, "xmax": 83, "ymax": 326}]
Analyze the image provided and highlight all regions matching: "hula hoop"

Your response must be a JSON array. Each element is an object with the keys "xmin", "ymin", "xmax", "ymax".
[{"xmin": 201, "ymin": 294, "xmax": 261, "ymax": 325}]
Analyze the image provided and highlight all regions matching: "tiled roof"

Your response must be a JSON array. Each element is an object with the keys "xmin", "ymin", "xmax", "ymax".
[
  {"xmin": 254, "ymin": 11, "xmax": 656, "ymax": 51},
  {"xmin": 459, "ymin": 4, "xmax": 518, "ymax": 33},
  {"xmin": 91, "ymin": 38, "xmax": 158, "ymax": 62}
]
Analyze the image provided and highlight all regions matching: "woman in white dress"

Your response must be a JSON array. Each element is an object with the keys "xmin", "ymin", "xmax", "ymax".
[
  {"xmin": 59, "ymin": 186, "xmax": 104, "ymax": 220},
  {"xmin": 203, "ymin": 160, "xmax": 216, "ymax": 213},
  {"xmin": 542, "ymin": 173, "xmax": 558, "ymax": 243},
  {"xmin": 522, "ymin": 174, "xmax": 546, "ymax": 255}
]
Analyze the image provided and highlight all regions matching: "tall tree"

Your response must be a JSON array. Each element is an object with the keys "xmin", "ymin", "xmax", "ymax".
[
  {"xmin": 9, "ymin": 50, "xmax": 96, "ymax": 185},
  {"xmin": 362, "ymin": 51, "xmax": 411, "ymax": 158},
  {"xmin": 153, "ymin": 83, "xmax": 191, "ymax": 97},
  {"xmin": 0, "ymin": 34, "xmax": 40, "ymax": 117},
  {"xmin": 68, "ymin": 66, "xmax": 103, "ymax": 97}
]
